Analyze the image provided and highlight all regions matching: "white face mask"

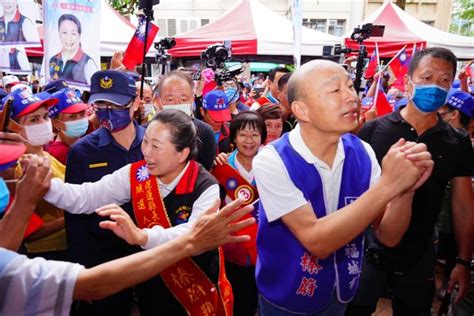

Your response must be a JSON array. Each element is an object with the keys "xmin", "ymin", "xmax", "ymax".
[
  {"xmin": 143, "ymin": 103, "xmax": 156, "ymax": 117},
  {"xmin": 24, "ymin": 120, "xmax": 53, "ymax": 146},
  {"xmin": 163, "ymin": 104, "xmax": 192, "ymax": 116}
]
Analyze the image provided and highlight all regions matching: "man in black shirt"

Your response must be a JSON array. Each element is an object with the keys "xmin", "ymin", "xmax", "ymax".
[{"xmin": 346, "ymin": 47, "xmax": 474, "ymax": 316}]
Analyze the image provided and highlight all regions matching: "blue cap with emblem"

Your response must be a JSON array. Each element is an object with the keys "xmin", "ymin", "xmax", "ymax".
[
  {"xmin": 7, "ymin": 89, "xmax": 58, "ymax": 119},
  {"xmin": 446, "ymin": 89, "xmax": 474, "ymax": 119},
  {"xmin": 49, "ymin": 88, "xmax": 89, "ymax": 117},
  {"xmin": 89, "ymin": 70, "xmax": 137, "ymax": 106},
  {"xmin": 43, "ymin": 79, "xmax": 69, "ymax": 93}
]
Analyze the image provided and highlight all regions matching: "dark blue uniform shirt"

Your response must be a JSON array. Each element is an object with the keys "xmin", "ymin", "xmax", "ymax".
[{"xmin": 64, "ymin": 121, "xmax": 145, "ymax": 268}]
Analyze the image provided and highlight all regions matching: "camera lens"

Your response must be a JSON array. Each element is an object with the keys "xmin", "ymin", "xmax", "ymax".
[{"xmin": 214, "ymin": 47, "xmax": 229, "ymax": 61}]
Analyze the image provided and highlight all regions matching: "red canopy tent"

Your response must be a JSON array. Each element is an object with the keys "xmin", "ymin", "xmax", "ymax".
[
  {"xmin": 343, "ymin": 2, "xmax": 474, "ymax": 59},
  {"xmin": 168, "ymin": 0, "xmax": 340, "ymax": 59}
]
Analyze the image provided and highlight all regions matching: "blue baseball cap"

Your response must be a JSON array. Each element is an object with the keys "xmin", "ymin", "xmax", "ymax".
[
  {"xmin": 446, "ymin": 90, "xmax": 474, "ymax": 118},
  {"xmin": 7, "ymin": 89, "xmax": 58, "ymax": 119},
  {"xmin": 89, "ymin": 70, "xmax": 137, "ymax": 106},
  {"xmin": 43, "ymin": 79, "xmax": 69, "ymax": 93},
  {"xmin": 49, "ymin": 88, "xmax": 89, "ymax": 117},
  {"xmin": 203, "ymin": 90, "xmax": 231, "ymax": 122}
]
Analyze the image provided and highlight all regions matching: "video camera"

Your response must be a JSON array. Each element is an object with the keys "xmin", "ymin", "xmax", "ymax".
[
  {"xmin": 322, "ymin": 23, "xmax": 385, "ymax": 94},
  {"xmin": 154, "ymin": 37, "xmax": 176, "ymax": 74},
  {"xmin": 199, "ymin": 40, "xmax": 244, "ymax": 85},
  {"xmin": 200, "ymin": 41, "xmax": 232, "ymax": 70}
]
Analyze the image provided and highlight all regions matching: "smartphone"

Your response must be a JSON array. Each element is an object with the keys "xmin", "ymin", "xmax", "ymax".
[{"xmin": 1, "ymin": 98, "xmax": 12, "ymax": 132}]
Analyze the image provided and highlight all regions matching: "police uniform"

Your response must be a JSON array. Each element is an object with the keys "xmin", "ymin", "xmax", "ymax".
[
  {"xmin": 347, "ymin": 109, "xmax": 474, "ymax": 315},
  {"xmin": 65, "ymin": 122, "xmax": 144, "ymax": 316},
  {"xmin": 64, "ymin": 70, "xmax": 143, "ymax": 316}
]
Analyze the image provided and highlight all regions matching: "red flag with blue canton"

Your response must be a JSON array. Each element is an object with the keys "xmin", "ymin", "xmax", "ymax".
[
  {"xmin": 364, "ymin": 48, "xmax": 378, "ymax": 79},
  {"xmin": 387, "ymin": 47, "xmax": 410, "ymax": 92},
  {"xmin": 375, "ymin": 88, "xmax": 392, "ymax": 117},
  {"xmin": 123, "ymin": 16, "xmax": 159, "ymax": 70}
]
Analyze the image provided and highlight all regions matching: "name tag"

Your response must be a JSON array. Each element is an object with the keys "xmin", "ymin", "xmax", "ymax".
[{"xmin": 89, "ymin": 162, "xmax": 108, "ymax": 169}]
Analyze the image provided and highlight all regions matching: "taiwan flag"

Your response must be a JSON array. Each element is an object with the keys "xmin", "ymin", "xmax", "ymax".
[
  {"xmin": 387, "ymin": 47, "xmax": 410, "ymax": 91},
  {"xmin": 375, "ymin": 88, "xmax": 392, "ymax": 117},
  {"xmin": 123, "ymin": 16, "xmax": 159, "ymax": 71},
  {"xmin": 364, "ymin": 48, "xmax": 378, "ymax": 79}
]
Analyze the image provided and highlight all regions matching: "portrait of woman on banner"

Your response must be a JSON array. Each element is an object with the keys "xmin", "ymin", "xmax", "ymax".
[
  {"xmin": 0, "ymin": 0, "xmax": 40, "ymax": 46},
  {"xmin": 48, "ymin": 14, "xmax": 97, "ymax": 86}
]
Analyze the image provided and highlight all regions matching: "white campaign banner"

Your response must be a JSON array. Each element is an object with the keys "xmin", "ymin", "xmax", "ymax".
[
  {"xmin": 0, "ymin": 0, "xmax": 41, "ymax": 48},
  {"xmin": 43, "ymin": 0, "xmax": 100, "ymax": 88},
  {"xmin": 0, "ymin": 46, "xmax": 31, "ymax": 74}
]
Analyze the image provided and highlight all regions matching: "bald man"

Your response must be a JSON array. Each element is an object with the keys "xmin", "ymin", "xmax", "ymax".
[{"xmin": 253, "ymin": 60, "xmax": 434, "ymax": 315}]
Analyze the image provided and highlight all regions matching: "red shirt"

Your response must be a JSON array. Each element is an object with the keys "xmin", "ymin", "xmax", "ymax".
[{"xmin": 47, "ymin": 141, "xmax": 70, "ymax": 165}]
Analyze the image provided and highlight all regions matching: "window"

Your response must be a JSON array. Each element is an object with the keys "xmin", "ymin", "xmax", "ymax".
[
  {"xmin": 303, "ymin": 18, "xmax": 327, "ymax": 32},
  {"xmin": 156, "ymin": 18, "xmax": 167, "ymax": 36},
  {"xmin": 422, "ymin": 20, "xmax": 434, "ymax": 26},
  {"xmin": 167, "ymin": 19, "xmax": 177, "ymax": 36},
  {"xmin": 328, "ymin": 19, "xmax": 345, "ymax": 36},
  {"xmin": 180, "ymin": 20, "xmax": 188, "ymax": 33},
  {"xmin": 201, "ymin": 19, "xmax": 210, "ymax": 26}
]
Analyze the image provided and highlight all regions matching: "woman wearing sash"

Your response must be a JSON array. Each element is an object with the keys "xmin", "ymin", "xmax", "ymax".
[
  {"xmin": 43, "ymin": 110, "xmax": 233, "ymax": 315},
  {"xmin": 213, "ymin": 111, "xmax": 265, "ymax": 316}
]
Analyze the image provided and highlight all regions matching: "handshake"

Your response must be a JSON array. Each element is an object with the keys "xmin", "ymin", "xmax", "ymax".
[{"xmin": 380, "ymin": 138, "xmax": 434, "ymax": 195}]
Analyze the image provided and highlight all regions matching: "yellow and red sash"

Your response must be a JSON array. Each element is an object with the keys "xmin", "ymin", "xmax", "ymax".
[
  {"xmin": 212, "ymin": 164, "xmax": 258, "ymax": 265},
  {"xmin": 130, "ymin": 160, "xmax": 233, "ymax": 316}
]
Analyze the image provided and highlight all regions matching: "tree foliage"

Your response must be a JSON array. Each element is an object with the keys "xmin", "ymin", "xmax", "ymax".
[
  {"xmin": 450, "ymin": 0, "xmax": 474, "ymax": 36},
  {"xmin": 107, "ymin": 0, "xmax": 139, "ymax": 15}
]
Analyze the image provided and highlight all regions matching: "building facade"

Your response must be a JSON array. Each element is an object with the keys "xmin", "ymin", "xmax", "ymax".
[{"xmin": 152, "ymin": 0, "xmax": 453, "ymax": 38}]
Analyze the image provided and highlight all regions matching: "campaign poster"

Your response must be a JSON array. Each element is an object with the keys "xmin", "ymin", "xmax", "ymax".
[
  {"xmin": 0, "ymin": 47, "xmax": 32, "ymax": 74},
  {"xmin": 0, "ymin": 0, "xmax": 41, "ymax": 48},
  {"xmin": 43, "ymin": 0, "xmax": 100, "ymax": 88}
]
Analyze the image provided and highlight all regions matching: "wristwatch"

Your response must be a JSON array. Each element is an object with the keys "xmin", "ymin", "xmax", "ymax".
[{"xmin": 456, "ymin": 257, "xmax": 472, "ymax": 268}]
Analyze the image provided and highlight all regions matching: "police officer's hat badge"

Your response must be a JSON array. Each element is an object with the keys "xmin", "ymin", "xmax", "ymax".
[{"xmin": 100, "ymin": 76, "xmax": 113, "ymax": 89}]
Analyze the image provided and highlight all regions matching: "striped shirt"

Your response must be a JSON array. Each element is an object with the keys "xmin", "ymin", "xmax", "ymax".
[{"xmin": 0, "ymin": 248, "xmax": 84, "ymax": 316}]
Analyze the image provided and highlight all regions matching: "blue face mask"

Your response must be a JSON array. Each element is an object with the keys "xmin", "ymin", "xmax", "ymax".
[
  {"xmin": 96, "ymin": 108, "xmax": 131, "ymax": 132},
  {"xmin": 224, "ymin": 88, "xmax": 240, "ymax": 104},
  {"xmin": 64, "ymin": 118, "xmax": 89, "ymax": 138},
  {"xmin": 0, "ymin": 178, "xmax": 10, "ymax": 215},
  {"xmin": 409, "ymin": 80, "xmax": 449, "ymax": 113}
]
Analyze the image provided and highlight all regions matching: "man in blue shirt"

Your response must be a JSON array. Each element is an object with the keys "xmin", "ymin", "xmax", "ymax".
[{"xmin": 64, "ymin": 70, "xmax": 144, "ymax": 316}]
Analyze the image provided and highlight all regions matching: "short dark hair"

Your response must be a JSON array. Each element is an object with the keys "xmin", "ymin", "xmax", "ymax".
[
  {"xmin": 269, "ymin": 67, "xmax": 290, "ymax": 82},
  {"xmin": 155, "ymin": 70, "xmax": 193, "ymax": 97},
  {"xmin": 287, "ymin": 75, "xmax": 300, "ymax": 106},
  {"xmin": 278, "ymin": 73, "xmax": 292, "ymax": 91},
  {"xmin": 256, "ymin": 104, "xmax": 283, "ymax": 122},
  {"xmin": 229, "ymin": 111, "xmax": 267, "ymax": 146},
  {"xmin": 58, "ymin": 14, "xmax": 82, "ymax": 34},
  {"xmin": 408, "ymin": 47, "xmax": 457, "ymax": 79},
  {"xmin": 152, "ymin": 109, "xmax": 198, "ymax": 161},
  {"xmin": 458, "ymin": 111, "xmax": 471, "ymax": 130}
]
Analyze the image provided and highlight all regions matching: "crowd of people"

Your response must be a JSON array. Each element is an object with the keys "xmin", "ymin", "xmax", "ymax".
[{"xmin": 0, "ymin": 46, "xmax": 473, "ymax": 316}]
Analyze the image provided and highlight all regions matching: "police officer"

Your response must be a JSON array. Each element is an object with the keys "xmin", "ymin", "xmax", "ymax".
[{"xmin": 64, "ymin": 70, "xmax": 144, "ymax": 316}]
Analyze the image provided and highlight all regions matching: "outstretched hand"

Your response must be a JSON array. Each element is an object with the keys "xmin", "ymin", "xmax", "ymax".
[
  {"xmin": 190, "ymin": 198, "xmax": 255, "ymax": 253},
  {"xmin": 97, "ymin": 204, "xmax": 147, "ymax": 246}
]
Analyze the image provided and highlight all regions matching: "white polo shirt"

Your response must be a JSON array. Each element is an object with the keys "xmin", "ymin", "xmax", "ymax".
[{"xmin": 253, "ymin": 125, "xmax": 381, "ymax": 222}]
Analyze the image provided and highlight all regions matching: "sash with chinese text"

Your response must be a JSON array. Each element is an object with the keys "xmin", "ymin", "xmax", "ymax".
[
  {"xmin": 212, "ymin": 163, "xmax": 258, "ymax": 265},
  {"xmin": 130, "ymin": 160, "xmax": 233, "ymax": 315}
]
